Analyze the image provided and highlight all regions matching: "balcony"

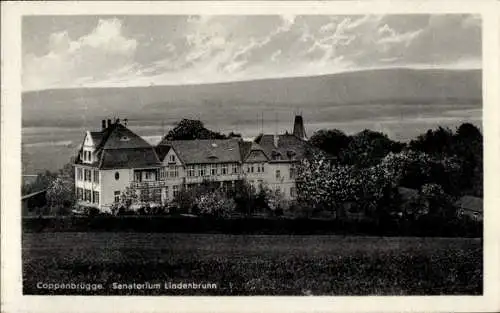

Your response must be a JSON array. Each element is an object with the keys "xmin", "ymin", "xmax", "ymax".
[{"xmin": 130, "ymin": 180, "xmax": 167, "ymax": 189}]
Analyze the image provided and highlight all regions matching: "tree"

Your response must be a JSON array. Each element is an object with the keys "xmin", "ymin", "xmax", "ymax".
[
  {"xmin": 22, "ymin": 170, "xmax": 57, "ymax": 195},
  {"xmin": 309, "ymin": 129, "xmax": 351, "ymax": 158},
  {"xmin": 419, "ymin": 183, "xmax": 457, "ymax": 220},
  {"xmin": 197, "ymin": 191, "xmax": 236, "ymax": 218},
  {"xmin": 46, "ymin": 176, "xmax": 74, "ymax": 214},
  {"xmin": 111, "ymin": 187, "xmax": 139, "ymax": 215},
  {"xmin": 164, "ymin": 119, "xmax": 228, "ymax": 140},
  {"xmin": 340, "ymin": 129, "xmax": 404, "ymax": 168},
  {"xmin": 409, "ymin": 126, "xmax": 454, "ymax": 156}
]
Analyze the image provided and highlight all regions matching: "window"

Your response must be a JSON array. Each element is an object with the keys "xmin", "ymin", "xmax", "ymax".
[
  {"xmin": 159, "ymin": 168, "xmax": 166, "ymax": 180},
  {"xmin": 93, "ymin": 170, "xmax": 99, "ymax": 183},
  {"xmin": 168, "ymin": 166, "xmax": 178, "ymax": 178},
  {"xmin": 145, "ymin": 171, "xmax": 153, "ymax": 180},
  {"xmin": 260, "ymin": 164, "xmax": 265, "ymax": 173},
  {"xmin": 289, "ymin": 166, "xmax": 296, "ymax": 179},
  {"xmin": 251, "ymin": 165, "xmax": 254, "ymax": 173},
  {"xmin": 173, "ymin": 185, "xmax": 179, "ymax": 198},
  {"xmin": 76, "ymin": 187, "xmax": 83, "ymax": 200},
  {"xmin": 84, "ymin": 169, "xmax": 91, "ymax": 182},
  {"xmin": 198, "ymin": 166, "xmax": 206, "ymax": 177},
  {"xmin": 276, "ymin": 170, "xmax": 281, "ymax": 179},
  {"xmin": 83, "ymin": 150, "xmax": 92, "ymax": 162},
  {"xmin": 77, "ymin": 168, "xmax": 83, "ymax": 181},
  {"xmin": 114, "ymin": 191, "xmax": 120, "ymax": 203},
  {"xmin": 164, "ymin": 186, "xmax": 169, "ymax": 200},
  {"xmin": 211, "ymin": 164, "xmax": 217, "ymax": 176},
  {"xmin": 221, "ymin": 164, "xmax": 228, "ymax": 175},
  {"xmin": 232, "ymin": 164, "xmax": 239, "ymax": 174},
  {"xmin": 115, "ymin": 172, "xmax": 120, "ymax": 181},
  {"xmin": 247, "ymin": 166, "xmax": 250, "ymax": 173},
  {"xmin": 187, "ymin": 165, "xmax": 195, "ymax": 177},
  {"xmin": 84, "ymin": 189, "xmax": 91, "ymax": 202},
  {"xmin": 92, "ymin": 191, "xmax": 100, "ymax": 204},
  {"xmin": 290, "ymin": 187, "xmax": 297, "ymax": 198},
  {"xmin": 169, "ymin": 154, "xmax": 176, "ymax": 163},
  {"xmin": 134, "ymin": 171, "xmax": 142, "ymax": 182}
]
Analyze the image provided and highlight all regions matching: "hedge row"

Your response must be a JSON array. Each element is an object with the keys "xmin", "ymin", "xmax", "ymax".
[{"xmin": 22, "ymin": 215, "xmax": 482, "ymax": 237}]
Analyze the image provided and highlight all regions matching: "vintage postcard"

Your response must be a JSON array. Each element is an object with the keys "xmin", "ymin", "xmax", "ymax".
[{"xmin": 2, "ymin": 1, "xmax": 500, "ymax": 313}]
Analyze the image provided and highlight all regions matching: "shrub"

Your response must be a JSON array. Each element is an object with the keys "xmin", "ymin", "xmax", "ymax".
[{"xmin": 197, "ymin": 191, "xmax": 236, "ymax": 218}]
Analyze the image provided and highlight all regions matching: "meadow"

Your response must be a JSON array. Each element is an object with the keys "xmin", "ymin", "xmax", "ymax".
[{"xmin": 22, "ymin": 232, "xmax": 482, "ymax": 295}]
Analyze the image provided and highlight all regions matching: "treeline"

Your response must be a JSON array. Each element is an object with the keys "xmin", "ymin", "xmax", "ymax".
[
  {"xmin": 308, "ymin": 122, "xmax": 482, "ymax": 197},
  {"xmin": 298, "ymin": 122, "xmax": 482, "ymax": 233}
]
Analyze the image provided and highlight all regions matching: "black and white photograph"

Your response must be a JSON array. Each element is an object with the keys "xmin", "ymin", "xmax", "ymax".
[{"xmin": 2, "ymin": 1, "xmax": 500, "ymax": 312}]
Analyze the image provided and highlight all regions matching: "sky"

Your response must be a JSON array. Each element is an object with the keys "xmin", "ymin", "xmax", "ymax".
[{"xmin": 22, "ymin": 14, "xmax": 481, "ymax": 91}]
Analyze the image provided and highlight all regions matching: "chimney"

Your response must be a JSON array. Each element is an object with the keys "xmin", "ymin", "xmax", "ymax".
[
  {"xmin": 273, "ymin": 134, "xmax": 279, "ymax": 148},
  {"xmin": 101, "ymin": 119, "xmax": 106, "ymax": 130},
  {"xmin": 293, "ymin": 115, "xmax": 307, "ymax": 140},
  {"xmin": 107, "ymin": 119, "xmax": 112, "ymax": 128}
]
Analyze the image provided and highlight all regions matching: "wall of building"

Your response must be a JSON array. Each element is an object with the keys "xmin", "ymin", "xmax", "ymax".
[
  {"xmin": 100, "ymin": 168, "xmax": 132, "ymax": 210},
  {"xmin": 263, "ymin": 162, "xmax": 297, "ymax": 200},
  {"xmin": 75, "ymin": 165, "xmax": 101, "ymax": 208}
]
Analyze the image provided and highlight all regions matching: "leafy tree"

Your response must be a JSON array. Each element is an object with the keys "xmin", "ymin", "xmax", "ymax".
[
  {"xmin": 110, "ymin": 187, "xmax": 139, "ymax": 215},
  {"xmin": 409, "ymin": 126, "xmax": 454, "ymax": 156},
  {"xmin": 309, "ymin": 129, "xmax": 351, "ymax": 158},
  {"xmin": 197, "ymin": 191, "xmax": 236, "ymax": 218},
  {"xmin": 419, "ymin": 183, "xmax": 457, "ymax": 220},
  {"xmin": 46, "ymin": 176, "xmax": 74, "ymax": 214},
  {"xmin": 340, "ymin": 129, "xmax": 404, "ymax": 168},
  {"xmin": 22, "ymin": 170, "xmax": 58, "ymax": 195},
  {"xmin": 164, "ymin": 119, "xmax": 228, "ymax": 140}
]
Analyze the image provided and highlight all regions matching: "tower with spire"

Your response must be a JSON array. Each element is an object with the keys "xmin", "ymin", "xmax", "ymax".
[{"xmin": 292, "ymin": 114, "xmax": 307, "ymax": 140}]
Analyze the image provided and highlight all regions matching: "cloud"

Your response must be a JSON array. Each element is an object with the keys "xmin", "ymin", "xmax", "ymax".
[
  {"xmin": 22, "ymin": 14, "xmax": 482, "ymax": 91},
  {"xmin": 23, "ymin": 18, "xmax": 137, "ymax": 90}
]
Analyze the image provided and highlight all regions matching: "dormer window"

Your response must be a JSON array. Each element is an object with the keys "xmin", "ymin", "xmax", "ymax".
[
  {"xmin": 272, "ymin": 150, "xmax": 282, "ymax": 160},
  {"xmin": 82, "ymin": 150, "xmax": 92, "ymax": 163},
  {"xmin": 169, "ymin": 155, "xmax": 176, "ymax": 163}
]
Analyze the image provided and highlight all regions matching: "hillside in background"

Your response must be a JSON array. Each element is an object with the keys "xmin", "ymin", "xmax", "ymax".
[{"xmin": 22, "ymin": 68, "xmax": 481, "ymax": 128}]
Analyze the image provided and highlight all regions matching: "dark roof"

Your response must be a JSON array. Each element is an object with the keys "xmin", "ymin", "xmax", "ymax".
[
  {"xmin": 239, "ymin": 141, "xmax": 253, "ymax": 160},
  {"xmin": 75, "ymin": 122, "xmax": 161, "ymax": 169},
  {"xmin": 155, "ymin": 145, "xmax": 171, "ymax": 162},
  {"xmin": 21, "ymin": 189, "xmax": 47, "ymax": 201},
  {"xmin": 99, "ymin": 148, "xmax": 162, "ymax": 169},
  {"xmin": 101, "ymin": 124, "xmax": 152, "ymax": 150},
  {"xmin": 244, "ymin": 142, "xmax": 269, "ymax": 162},
  {"xmin": 255, "ymin": 134, "xmax": 324, "ymax": 162},
  {"xmin": 455, "ymin": 195, "xmax": 483, "ymax": 213},
  {"xmin": 159, "ymin": 139, "xmax": 242, "ymax": 165},
  {"xmin": 89, "ymin": 132, "xmax": 104, "ymax": 147}
]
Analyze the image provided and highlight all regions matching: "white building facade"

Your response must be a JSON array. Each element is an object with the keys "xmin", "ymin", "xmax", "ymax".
[{"xmin": 74, "ymin": 116, "xmax": 320, "ymax": 212}]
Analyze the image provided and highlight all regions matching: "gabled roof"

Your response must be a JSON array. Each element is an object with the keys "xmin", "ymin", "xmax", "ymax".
[
  {"xmin": 255, "ymin": 134, "xmax": 325, "ymax": 162},
  {"xmin": 243, "ymin": 142, "xmax": 269, "ymax": 162},
  {"xmin": 155, "ymin": 145, "xmax": 172, "ymax": 162},
  {"xmin": 75, "ymin": 122, "xmax": 161, "ymax": 169},
  {"xmin": 158, "ymin": 139, "xmax": 242, "ymax": 165}
]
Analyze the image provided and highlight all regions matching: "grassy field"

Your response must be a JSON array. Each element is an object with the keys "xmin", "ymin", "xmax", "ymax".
[{"xmin": 22, "ymin": 233, "xmax": 482, "ymax": 295}]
